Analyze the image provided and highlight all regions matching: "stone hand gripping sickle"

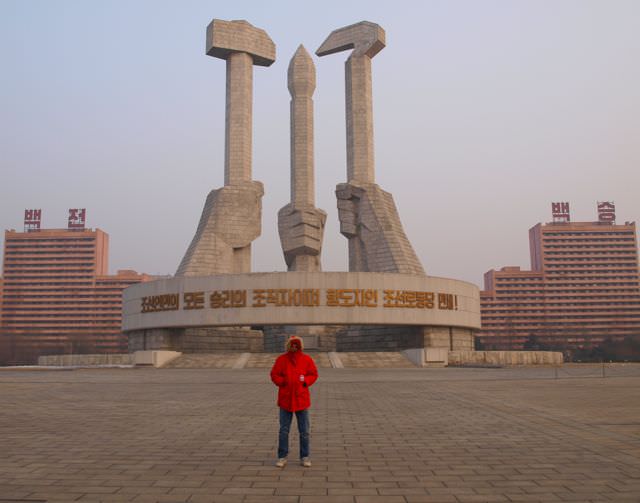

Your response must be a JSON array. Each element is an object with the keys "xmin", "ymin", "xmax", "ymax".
[
  {"xmin": 316, "ymin": 22, "xmax": 425, "ymax": 275},
  {"xmin": 176, "ymin": 20, "xmax": 275, "ymax": 276}
]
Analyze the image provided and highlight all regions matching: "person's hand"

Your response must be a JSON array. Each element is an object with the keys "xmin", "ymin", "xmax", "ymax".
[{"xmin": 299, "ymin": 374, "xmax": 305, "ymax": 382}]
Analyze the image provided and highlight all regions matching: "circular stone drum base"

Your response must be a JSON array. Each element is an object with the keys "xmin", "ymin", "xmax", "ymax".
[{"xmin": 123, "ymin": 272, "xmax": 480, "ymax": 353}]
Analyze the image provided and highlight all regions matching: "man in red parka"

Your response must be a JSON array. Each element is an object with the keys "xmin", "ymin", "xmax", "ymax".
[{"xmin": 270, "ymin": 335, "xmax": 318, "ymax": 468}]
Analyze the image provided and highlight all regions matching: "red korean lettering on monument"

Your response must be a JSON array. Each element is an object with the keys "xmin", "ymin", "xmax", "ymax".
[
  {"xmin": 210, "ymin": 290, "xmax": 247, "ymax": 308},
  {"xmin": 326, "ymin": 289, "xmax": 377, "ymax": 307},
  {"xmin": 141, "ymin": 294, "xmax": 179, "ymax": 313},
  {"xmin": 384, "ymin": 290, "xmax": 435, "ymax": 309},
  {"xmin": 437, "ymin": 293, "xmax": 458, "ymax": 311},
  {"xmin": 184, "ymin": 291, "xmax": 205, "ymax": 310}
]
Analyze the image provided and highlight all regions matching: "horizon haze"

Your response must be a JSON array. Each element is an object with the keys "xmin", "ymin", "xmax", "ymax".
[{"xmin": 1, "ymin": 0, "xmax": 639, "ymax": 287}]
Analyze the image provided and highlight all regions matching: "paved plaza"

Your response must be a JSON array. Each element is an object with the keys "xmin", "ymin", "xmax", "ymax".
[{"xmin": 1, "ymin": 365, "xmax": 640, "ymax": 503}]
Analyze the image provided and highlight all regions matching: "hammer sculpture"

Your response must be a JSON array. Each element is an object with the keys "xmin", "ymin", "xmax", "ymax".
[
  {"xmin": 177, "ymin": 20, "xmax": 275, "ymax": 276},
  {"xmin": 317, "ymin": 22, "xmax": 425, "ymax": 275}
]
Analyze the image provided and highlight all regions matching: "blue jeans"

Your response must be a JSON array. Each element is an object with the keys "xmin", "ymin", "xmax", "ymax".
[{"xmin": 278, "ymin": 408, "xmax": 310, "ymax": 459}]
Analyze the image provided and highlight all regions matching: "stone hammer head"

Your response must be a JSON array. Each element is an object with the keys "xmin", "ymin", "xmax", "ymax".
[
  {"xmin": 206, "ymin": 19, "xmax": 276, "ymax": 67},
  {"xmin": 316, "ymin": 21, "xmax": 385, "ymax": 59}
]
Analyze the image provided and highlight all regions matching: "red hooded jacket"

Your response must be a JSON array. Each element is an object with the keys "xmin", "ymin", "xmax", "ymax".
[{"xmin": 270, "ymin": 337, "xmax": 318, "ymax": 412}]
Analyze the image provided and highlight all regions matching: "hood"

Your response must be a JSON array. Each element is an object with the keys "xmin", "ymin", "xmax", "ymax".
[{"xmin": 285, "ymin": 335, "xmax": 304, "ymax": 352}]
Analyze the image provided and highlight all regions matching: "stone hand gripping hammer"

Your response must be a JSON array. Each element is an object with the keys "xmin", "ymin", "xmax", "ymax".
[{"xmin": 177, "ymin": 20, "xmax": 275, "ymax": 276}]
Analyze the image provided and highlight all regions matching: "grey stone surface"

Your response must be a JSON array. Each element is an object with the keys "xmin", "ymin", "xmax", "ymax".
[
  {"xmin": 287, "ymin": 45, "xmax": 318, "ymax": 208},
  {"xmin": 422, "ymin": 325, "xmax": 452, "ymax": 348},
  {"xmin": 177, "ymin": 20, "xmax": 275, "ymax": 276},
  {"xmin": 336, "ymin": 182, "xmax": 425, "ymax": 274},
  {"xmin": 450, "ymin": 327, "xmax": 475, "ymax": 350},
  {"xmin": 317, "ymin": 21, "xmax": 385, "ymax": 184},
  {"xmin": 263, "ymin": 325, "xmax": 342, "ymax": 353},
  {"xmin": 1, "ymin": 367, "xmax": 639, "ymax": 502},
  {"xmin": 128, "ymin": 328, "xmax": 182, "ymax": 352},
  {"xmin": 161, "ymin": 353, "xmax": 241, "ymax": 369},
  {"xmin": 176, "ymin": 182, "xmax": 264, "ymax": 275},
  {"xmin": 334, "ymin": 325, "xmax": 423, "ymax": 352},
  {"xmin": 278, "ymin": 45, "xmax": 326, "ymax": 273},
  {"xmin": 278, "ymin": 205, "xmax": 326, "ymax": 272},
  {"xmin": 128, "ymin": 327, "xmax": 264, "ymax": 353},
  {"xmin": 450, "ymin": 350, "xmax": 564, "ymax": 366},
  {"xmin": 337, "ymin": 351, "xmax": 415, "ymax": 368},
  {"xmin": 38, "ymin": 354, "xmax": 135, "ymax": 366},
  {"xmin": 317, "ymin": 22, "xmax": 425, "ymax": 275},
  {"xmin": 123, "ymin": 273, "xmax": 481, "ymax": 332},
  {"xmin": 181, "ymin": 327, "xmax": 264, "ymax": 353},
  {"xmin": 206, "ymin": 19, "xmax": 276, "ymax": 67},
  {"xmin": 266, "ymin": 326, "xmax": 474, "ymax": 354}
]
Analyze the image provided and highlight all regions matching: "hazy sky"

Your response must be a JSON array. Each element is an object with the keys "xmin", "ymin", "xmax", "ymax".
[{"xmin": 1, "ymin": 0, "xmax": 639, "ymax": 287}]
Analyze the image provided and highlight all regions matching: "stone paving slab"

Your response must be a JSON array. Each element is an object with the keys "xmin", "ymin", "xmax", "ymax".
[{"xmin": 1, "ymin": 366, "xmax": 639, "ymax": 502}]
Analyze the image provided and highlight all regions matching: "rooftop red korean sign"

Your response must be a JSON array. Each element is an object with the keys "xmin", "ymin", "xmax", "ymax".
[
  {"xmin": 597, "ymin": 201, "xmax": 615, "ymax": 223},
  {"xmin": 24, "ymin": 209, "xmax": 41, "ymax": 232},
  {"xmin": 68, "ymin": 208, "xmax": 86, "ymax": 230},
  {"xmin": 551, "ymin": 202, "xmax": 570, "ymax": 223}
]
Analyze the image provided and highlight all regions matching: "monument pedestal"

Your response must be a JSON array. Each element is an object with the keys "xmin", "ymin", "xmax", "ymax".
[
  {"xmin": 261, "ymin": 324, "xmax": 476, "ymax": 353},
  {"xmin": 128, "ymin": 328, "xmax": 182, "ymax": 352},
  {"xmin": 263, "ymin": 325, "xmax": 341, "ymax": 352},
  {"xmin": 124, "ymin": 272, "xmax": 481, "ymax": 354},
  {"xmin": 128, "ymin": 327, "xmax": 264, "ymax": 353}
]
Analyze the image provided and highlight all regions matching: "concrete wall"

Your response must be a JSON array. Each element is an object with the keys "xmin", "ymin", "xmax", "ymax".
[
  {"xmin": 449, "ymin": 350, "xmax": 563, "ymax": 366},
  {"xmin": 263, "ymin": 325, "xmax": 341, "ymax": 352},
  {"xmin": 129, "ymin": 327, "xmax": 263, "ymax": 353},
  {"xmin": 130, "ymin": 324, "xmax": 476, "ymax": 354},
  {"xmin": 133, "ymin": 351, "xmax": 181, "ymax": 367},
  {"xmin": 128, "ymin": 328, "xmax": 183, "ymax": 352},
  {"xmin": 38, "ymin": 354, "xmax": 135, "ymax": 366},
  {"xmin": 181, "ymin": 328, "xmax": 264, "ymax": 352},
  {"xmin": 421, "ymin": 327, "xmax": 475, "ymax": 351},
  {"xmin": 335, "ymin": 325, "xmax": 423, "ymax": 352}
]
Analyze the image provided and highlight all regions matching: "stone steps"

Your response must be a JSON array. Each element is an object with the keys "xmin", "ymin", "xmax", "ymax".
[
  {"xmin": 162, "ymin": 353, "xmax": 242, "ymax": 369},
  {"xmin": 244, "ymin": 353, "xmax": 280, "ymax": 368},
  {"xmin": 338, "ymin": 351, "xmax": 416, "ymax": 368},
  {"xmin": 161, "ymin": 351, "xmax": 416, "ymax": 369}
]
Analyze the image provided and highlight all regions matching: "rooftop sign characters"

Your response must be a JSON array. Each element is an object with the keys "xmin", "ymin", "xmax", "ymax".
[
  {"xmin": 68, "ymin": 208, "xmax": 86, "ymax": 230},
  {"xmin": 551, "ymin": 202, "xmax": 570, "ymax": 223},
  {"xmin": 24, "ymin": 209, "xmax": 42, "ymax": 232},
  {"xmin": 597, "ymin": 201, "xmax": 615, "ymax": 223}
]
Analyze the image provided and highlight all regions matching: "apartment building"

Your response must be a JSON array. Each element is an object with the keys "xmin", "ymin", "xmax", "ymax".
[
  {"xmin": 479, "ymin": 203, "xmax": 640, "ymax": 353},
  {"xmin": 0, "ymin": 216, "xmax": 150, "ymax": 364}
]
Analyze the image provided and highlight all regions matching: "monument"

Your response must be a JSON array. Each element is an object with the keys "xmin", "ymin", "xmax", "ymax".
[
  {"xmin": 317, "ymin": 22, "xmax": 424, "ymax": 274},
  {"xmin": 278, "ymin": 45, "xmax": 326, "ymax": 272},
  {"xmin": 124, "ymin": 19, "xmax": 481, "ymax": 357},
  {"xmin": 176, "ymin": 19, "xmax": 274, "ymax": 276}
]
